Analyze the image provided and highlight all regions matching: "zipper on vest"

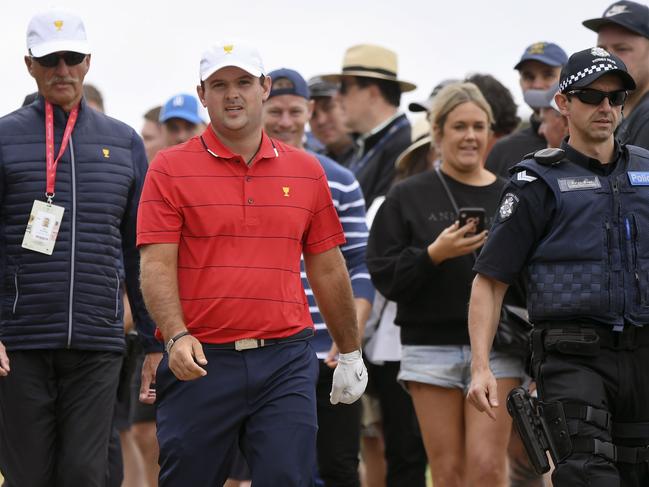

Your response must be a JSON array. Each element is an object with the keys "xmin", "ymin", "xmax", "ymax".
[
  {"xmin": 67, "ymin": 136, "xmax": 77, "ymax": 349},
  {"xmin": 12, "ymin": 271, "xmax": 19, "ymax": 315},
  {"xmin": 605, "ymin": 220, "xmax": 612, "ymax": 309},
  {"xmin": 114, "ymin": 270, "xmax": 121, "ymax": 318},
  {"xmin": 628, "ymin": 214, "xmax": 644, "ymax": 305}
]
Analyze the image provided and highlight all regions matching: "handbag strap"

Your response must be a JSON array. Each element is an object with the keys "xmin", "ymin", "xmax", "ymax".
[{"xmin": 434, "ymin": 167, "xmax": 477, "ymax": 261}]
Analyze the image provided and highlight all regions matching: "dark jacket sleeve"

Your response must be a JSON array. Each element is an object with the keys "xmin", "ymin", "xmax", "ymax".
[
  {"xmin": 122, "ymin": 131, "xmax": 161, "ymax": 353},
  {"xmin": 366, "ymin": 186, "xmax": 440, "ymax": 302}
]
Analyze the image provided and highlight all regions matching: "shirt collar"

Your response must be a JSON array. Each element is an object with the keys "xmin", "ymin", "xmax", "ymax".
[
  {"xmin": 201, "ymin": 125, "xmax": 278, "ymax": 163},
  {"xmin": 561, "ymin": 138, "xmax": 624, "ymax": 176},
  {"xmin": 355, "ymin": 111, "xmax": 404, "ymax": 157}
]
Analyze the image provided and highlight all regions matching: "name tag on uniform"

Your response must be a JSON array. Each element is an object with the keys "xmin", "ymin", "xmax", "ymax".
[
  {"xmin": 628, "ymin": 172, "xmax": 649, "ymax": 186},
  {"xmin": 21, "ymin": 200, "xmax": 65, "ymax": 255},
  {"xmin": 558, "ymin": 176, "xmax": 601, "ymax": 192}
]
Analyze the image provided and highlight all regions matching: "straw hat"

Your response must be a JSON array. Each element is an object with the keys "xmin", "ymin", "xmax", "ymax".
[{"xmin": 321, "ymin": 44, "xmax": 416, "ymax": 92}]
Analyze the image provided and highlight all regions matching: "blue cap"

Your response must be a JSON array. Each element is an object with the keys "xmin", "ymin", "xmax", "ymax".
[
  {"xmin": 268, "ymin": 68, "xmax": 309, "ymax": 99},
  {"xmin": 514, "ymin": 42, "xmax": 568, "ymax": 70},
  {"xmin": 159, "ymin": 93, "xmax": 203, "ymax": 124}
]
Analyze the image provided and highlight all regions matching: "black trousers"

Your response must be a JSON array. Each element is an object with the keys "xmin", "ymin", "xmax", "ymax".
[
  {"xmin": 535, "ymin": 329, "xmax": 649, "ymax": 487},
  {"xmin": 365, "ymin": 361, "xmax": 427, "ymax": 487},
  {"xmin": 0, "ymin": 350, "xmax": 122, "ymax": 487},
  {"xmin": 316, "ymin": 360, "xmax": 362, "ymax": 487}
]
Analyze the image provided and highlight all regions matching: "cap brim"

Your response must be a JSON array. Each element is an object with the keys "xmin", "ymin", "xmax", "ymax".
[
  {"xmin": 321, "ymin": 72, "xmax": 417, "ymax": 92},
  {"xmin": 201, "ymin": 61, "xmax": 263, "ymax": 82},
  {"xmin": 570, "ymin": 68, "xmax": 637, "ymax": 91},
  {"xmin": 30, "ymin": 40, "xmax": 91, "ymax": 57},
  {"xmin": 395, "ymin": 135, "xmax": 432, "ymax": 169},
  {"xmin": 160, "ymin": 110, "xmax": 203, "ymax": 125},
  {"xmin": 408, "ymin": 100, "xmax": 431, "ymax": 112},
  {"xmin": 582, "ymin": 17, "xmax": 648, "ymax": 37}
]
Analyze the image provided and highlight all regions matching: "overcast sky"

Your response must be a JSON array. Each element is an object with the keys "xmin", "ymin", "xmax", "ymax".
[{"xmin": 4, "ymin": 0, "xmax": 620, "ymax": 132}]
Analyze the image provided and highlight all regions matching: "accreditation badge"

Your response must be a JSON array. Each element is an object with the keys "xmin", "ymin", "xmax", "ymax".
[{"xmin": 21, "ymin": 200, "xmax": 65, "ymax": 255}]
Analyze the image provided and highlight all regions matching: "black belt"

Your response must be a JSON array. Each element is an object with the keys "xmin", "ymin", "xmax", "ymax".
[
  {"xmin": 535, "ymin": 323, "xmax": 649, "ymax": 349},
  {"xmin": 203, "ymin": 327, "xmax": 314, "ymax": 351}
]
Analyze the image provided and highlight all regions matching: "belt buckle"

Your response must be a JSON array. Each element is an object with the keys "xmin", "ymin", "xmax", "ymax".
[{"xmin": 235, "ymin": 338, "xmax": 260, "ymax": 351}]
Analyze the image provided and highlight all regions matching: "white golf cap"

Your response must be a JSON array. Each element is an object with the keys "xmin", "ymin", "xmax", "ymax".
[
  {"xmin": 200, "ymin": 41, "xmax": 265, "ymax": 81},
  {"xmin": 27, "ymin": 8, "xmax": 90, "ymax": 58}
]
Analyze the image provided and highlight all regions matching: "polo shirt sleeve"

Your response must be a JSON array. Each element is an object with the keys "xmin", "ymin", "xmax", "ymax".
[
  {"xmin": 136, "ymin": 153, "xmax": 184, "ymax": 246},
  {"xmin": 303, "ymin": 171, "xmax": 346, "ymax": 255}
]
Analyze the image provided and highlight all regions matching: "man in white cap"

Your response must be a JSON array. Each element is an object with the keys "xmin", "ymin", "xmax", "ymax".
[
  {"xmin": 137, "ymin": 41, "xmax": 367, "ymax": 486},
  {"xmin": 0, "ymin": 8, "xmax": 156, "ymax": 487}
]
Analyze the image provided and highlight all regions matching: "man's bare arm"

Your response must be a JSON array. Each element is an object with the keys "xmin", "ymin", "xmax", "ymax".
[
  {"xmin": 140, "ymin": 243, "xmax": 206, "ymax": 381},
  {"xmin": 304, "ymin": 247, "xmax": 360, "ymax": 354},
  {"xmin": 467, "ymin": 273, "xmax": 510, "ymax": 419}
]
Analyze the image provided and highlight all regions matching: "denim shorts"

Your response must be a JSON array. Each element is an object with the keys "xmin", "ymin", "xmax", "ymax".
[{"xmin": 398, "ymin": 345, "xmax": 525, "ymax": 394}]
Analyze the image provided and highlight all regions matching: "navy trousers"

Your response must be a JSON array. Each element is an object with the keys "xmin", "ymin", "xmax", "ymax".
[{"xmin": 156, "ymin": 340, "xmax": 319, "ymax": 487}]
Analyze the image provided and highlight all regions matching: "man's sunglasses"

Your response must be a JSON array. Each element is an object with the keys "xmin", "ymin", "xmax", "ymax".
[
  {"xmin": 32, "ymin": 51, "xmax": 86, "ymax": 68},
  {"xmin": 566, "ymin": 88, "xmax": 628, "ymax": 107}
]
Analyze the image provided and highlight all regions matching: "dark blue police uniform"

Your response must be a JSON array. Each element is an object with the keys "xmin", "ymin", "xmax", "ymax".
[{"xmin": 475, "ymin": 141, "xmax": 649, "ymax": 487}]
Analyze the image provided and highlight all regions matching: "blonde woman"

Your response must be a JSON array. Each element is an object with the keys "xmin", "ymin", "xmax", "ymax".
[{"xmin": 367, "ymin": 83, "xmax": 524, "ymax": 487}]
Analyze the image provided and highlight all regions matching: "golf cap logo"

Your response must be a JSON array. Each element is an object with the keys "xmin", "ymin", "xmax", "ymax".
[
  {"xmin": 223, "ymin": 45, "xmax": 234, "ymax": 54},
  {"xmin": 172, "ymin": 96, "xmax": 184, "ymax": 107},
  {"xmin": 605, "ymin": 4, "xmax": 629, "ymax": 17},
  {"xmin": 54, "ymin": 20, "xmax": 64, "ymax": 31},
  {"xmin": 528, "ymin": 42, "xmax": 546, "ymax": 55}
]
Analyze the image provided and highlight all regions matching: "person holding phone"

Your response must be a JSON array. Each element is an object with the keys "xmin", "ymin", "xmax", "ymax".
[{"xmin": 367, "ymin": 82, "xmax": 525, "ymax": 487}]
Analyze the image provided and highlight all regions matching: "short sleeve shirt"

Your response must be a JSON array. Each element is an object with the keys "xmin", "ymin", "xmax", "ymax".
[{"xmin": 137, "ymin": 127, "xmax": 345, "ymax": 343}]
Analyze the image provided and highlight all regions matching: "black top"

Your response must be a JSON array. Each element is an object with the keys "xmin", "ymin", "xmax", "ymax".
[
  {"xmin": 617, "ymin": 90, "xmax": 649, "ymax": 151},
  {"xmin": 367, "ymin": 170, "xmax": 505, "ymax": 345},
  {"xmin": 485, "ymin": 116, "xmax": 547, "ymax": 178},
  {"xmin": 474, "ymin": 141, "xmax": 625, "ymax": 285}
]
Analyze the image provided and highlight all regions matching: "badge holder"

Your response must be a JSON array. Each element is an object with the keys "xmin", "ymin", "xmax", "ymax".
[{"xmin": 21, "ymin": 193, "xmax": 65, "ymax": 255}]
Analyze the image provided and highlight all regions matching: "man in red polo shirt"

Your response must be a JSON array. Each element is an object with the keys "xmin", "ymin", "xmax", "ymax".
[{"xmin": 136, "ymin": 41, "xmax": 367, "ymax": 487}]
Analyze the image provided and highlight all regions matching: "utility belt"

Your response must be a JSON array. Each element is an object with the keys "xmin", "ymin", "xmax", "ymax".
[{"xmin": 533, "ymin": 323, "xmax": 649, "ymax": 357}]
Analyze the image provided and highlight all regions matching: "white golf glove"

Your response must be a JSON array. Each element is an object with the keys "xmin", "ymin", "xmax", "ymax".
[{"xmin": 330, "ymin": 350, "xmax": 368, "ymax": 405}]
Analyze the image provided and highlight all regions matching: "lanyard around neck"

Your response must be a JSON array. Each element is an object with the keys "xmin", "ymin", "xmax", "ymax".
[{"xmin": 45, "ymin": 101, "xmax": 79, "ymax": 203}]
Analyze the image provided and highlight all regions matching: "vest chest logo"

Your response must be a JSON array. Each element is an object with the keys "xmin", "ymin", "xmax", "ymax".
[
  {"xmin": 102, "ymin": 148, "xmax": 110, "ymax": 159},
  {"xmin": 282, "ymin": 186, "xmax": 290, "ymax": 197},
  {"xmin": 558, "ymin": 176, "xmax": 601, "ymax": 192},
  {"xmin": 628, "ymin": 171, "xmax": 649, "ymax": 186}
]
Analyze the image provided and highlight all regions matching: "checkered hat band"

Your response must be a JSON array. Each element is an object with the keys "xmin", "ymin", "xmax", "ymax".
[{"xmin": 559, "ymin": 63, "xmax": 618, "ymax": 91}]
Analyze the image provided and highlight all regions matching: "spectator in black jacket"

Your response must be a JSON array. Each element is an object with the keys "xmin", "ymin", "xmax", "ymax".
[
  {"xmin": 0, "ymin": 8, "xmax": 155, "ymax": 487},
  {"xmin": 368, "ymin": 82, "xmax": 524, "ymax": 487}
]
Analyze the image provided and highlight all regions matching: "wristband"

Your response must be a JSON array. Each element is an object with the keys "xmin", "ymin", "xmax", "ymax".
[{"xmin": 165, "ymin": 331, "xmax": 191, "ymax": 353}]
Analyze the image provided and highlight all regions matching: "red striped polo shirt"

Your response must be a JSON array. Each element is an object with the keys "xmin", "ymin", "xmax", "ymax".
[{"xmin": 136, "ymin": 127, "xmax": 345, "ymax": 343}]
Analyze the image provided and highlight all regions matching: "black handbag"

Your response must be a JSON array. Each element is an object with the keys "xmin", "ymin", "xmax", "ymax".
[{"xmin": 434, "ymin": 168, "xmax": 532, "ymax": 359}]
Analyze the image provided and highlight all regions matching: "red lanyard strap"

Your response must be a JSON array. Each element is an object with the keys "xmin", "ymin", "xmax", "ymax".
[{"xmin": 45, "ymin": 101, "xmax": 78, "ymax": 202}]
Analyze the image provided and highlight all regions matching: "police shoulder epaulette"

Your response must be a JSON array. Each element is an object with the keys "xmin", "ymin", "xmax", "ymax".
[{"xmin": 533, "ymin": 148, "xmax": 565, "ymax": 167}]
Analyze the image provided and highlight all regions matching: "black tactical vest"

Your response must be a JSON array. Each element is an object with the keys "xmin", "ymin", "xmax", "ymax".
[{"xmin": 516, "ymin": 145, "xmax": 649, "ymax": 326}]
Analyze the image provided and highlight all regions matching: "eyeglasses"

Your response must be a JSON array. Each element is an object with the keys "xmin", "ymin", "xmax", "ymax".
[
  {"xmin": 31, "ymin": 52, "xmax": 86, "ymax": 68},
  {"xmin": 566, "ymin": 89, "xmax": 628, "ymax": 107}
]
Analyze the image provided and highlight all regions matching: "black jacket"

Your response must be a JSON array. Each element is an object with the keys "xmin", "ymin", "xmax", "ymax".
[
  {"xmin": 485, "ymin": 116, "xmax": 546, "ymax": 178},
  {"xmin": 367, "ymin": 170, "xmax": 504, "ymax": 345},
  {"xmin": 0, "ymin": 97, "xmax": 156, "ymax": 352},
  {"xmin": 352, "ymin": 114, "xmax": 411, "ymax": 209}
]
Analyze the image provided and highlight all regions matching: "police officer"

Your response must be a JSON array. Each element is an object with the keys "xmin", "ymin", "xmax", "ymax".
[{"xmin": 466, "ymin": 47, "xmax": 649, "ymax": 487}]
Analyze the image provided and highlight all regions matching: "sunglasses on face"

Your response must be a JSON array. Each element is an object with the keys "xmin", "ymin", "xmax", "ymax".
[
  {"xmin": 566, "ymin": 88, "xmax": 628, "ymax": 107},
  {"xmin": 32, "ymin": 51, "xmax": 86, "ymax": 68}
]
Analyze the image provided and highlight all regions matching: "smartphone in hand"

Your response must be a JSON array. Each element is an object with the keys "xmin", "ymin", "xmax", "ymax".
[{"xmin": 458, "ymin": 207, "xmax": 486, "ymax": 235}]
